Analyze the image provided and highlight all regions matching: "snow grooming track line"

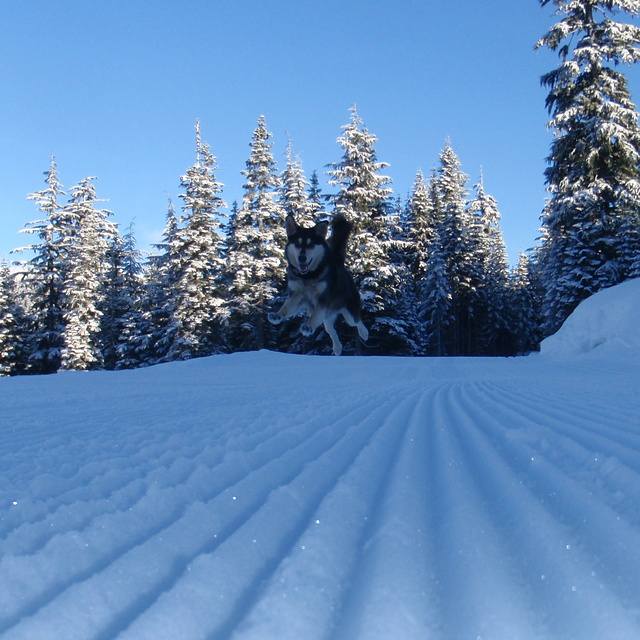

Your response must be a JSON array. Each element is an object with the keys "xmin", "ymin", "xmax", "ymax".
[
  {"xmin": 489, "ymin": 380, "xmax": 640, "ymax": 471},
  {"xmin": 0, "ymin": 392, "xmax": 387, "ymax": 640},
  {"xmin": 479, "ymin": 379, "xmax": 640, "ymax": 524},
  {"xmin": 425, "ymin": 382, "xmax": 542, "ymax": 640},
  {"xmin": 113, "ymin": 392, "xmax": 422, "ymax": 640},
  {"xmin": 0, "ymin": 368, "xmax": 312, "ymax": 539},
  {"xmin": 0, "ymin": 422, "xmax": 192, "ymax": 542},
  {"xmin": 327, "ymin": 387, "xmax": 441, "ymax": 640},
  {"xmin": 0, "ymin": 388, "xmax": 355, "ymax": 553},
  {"xmin": 0, "ymin": 382, "xmax": 317, "ymax": 541},
  {"xmin": 452, "ymin": 381, "xmax": 640, "ymax": 639},
  {"xmin": 225, "ymin": 389, "xmax": 430, "ymax": 640},
  {"xmin": 0, "ymin": 444, "xmax": 199, "ymax": 556}
]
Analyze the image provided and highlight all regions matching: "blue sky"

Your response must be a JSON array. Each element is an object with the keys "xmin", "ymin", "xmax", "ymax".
[{"xmin": 1, "ymin": 0, "xmax": 638, "ymax": 264}]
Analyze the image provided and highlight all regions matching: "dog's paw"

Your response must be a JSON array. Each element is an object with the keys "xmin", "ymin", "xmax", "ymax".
[
  {"xmin": 357, "ymin": 322, "xmax": 369, "ymax": 342},
  {"xmin": 300, "ymin": 322, "xmax": 314, "ymax": 336},
  {"xmin": 268, "ymin": 312, "xmax": 283, "ymax": 325}
]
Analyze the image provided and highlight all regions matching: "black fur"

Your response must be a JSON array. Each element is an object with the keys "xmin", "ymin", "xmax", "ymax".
[{"xmin": 328, "ymin": 214, "xmax": 352, "ymax": 265}]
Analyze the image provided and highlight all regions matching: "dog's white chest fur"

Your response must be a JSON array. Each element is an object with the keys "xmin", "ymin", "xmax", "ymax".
[{"xmin": 288, "ymin": 277, "xmax": 327, "ymax": 310}]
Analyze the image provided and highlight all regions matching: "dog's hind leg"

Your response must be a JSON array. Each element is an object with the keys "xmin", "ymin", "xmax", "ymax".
[
  {"xmin": 323, "ymin": 317, "xmax": 343, "ymax": 356},
  {"xmin": 342, "ymin": 310, "xmax": 369, "ymax": 343}
]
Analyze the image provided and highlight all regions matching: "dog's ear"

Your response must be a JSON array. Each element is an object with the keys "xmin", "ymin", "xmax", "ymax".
[
  {"xmin": 285, "ymin": 214, "xmax": 298, "ymax": 238},
  {"xmin": 314, "ymin": 220, "xmax": 329, "ymax": 239}
]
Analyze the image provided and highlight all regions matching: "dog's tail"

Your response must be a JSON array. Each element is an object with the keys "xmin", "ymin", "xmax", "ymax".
[{"xmin": 329, "ymin": 214, "xmax": 352, "ymax": 265}]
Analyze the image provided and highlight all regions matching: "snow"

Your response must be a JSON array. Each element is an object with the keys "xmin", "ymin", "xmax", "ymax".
[
  {"xmin": 2, "ymin": 280, "xmax": 640, "ymax": 639},
  {"xmin": 540, "ymin": 277, "xmax": 640, "ymax": 357}
]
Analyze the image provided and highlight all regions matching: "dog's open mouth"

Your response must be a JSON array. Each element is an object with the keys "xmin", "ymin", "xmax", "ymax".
[{"xmin": 298, "ymin": 260, "xmax": 310, "ymax": 274}]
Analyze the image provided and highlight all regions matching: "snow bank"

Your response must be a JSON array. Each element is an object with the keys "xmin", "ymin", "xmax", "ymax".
[{"xmin": 540, "ymin": 277, "xmax": 640, "ymax": 357}]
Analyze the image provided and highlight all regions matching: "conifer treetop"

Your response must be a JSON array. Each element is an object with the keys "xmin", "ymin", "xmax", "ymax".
[{"xmin": 537, "ymin": 0, "xmax": 640, "ymax": 66}]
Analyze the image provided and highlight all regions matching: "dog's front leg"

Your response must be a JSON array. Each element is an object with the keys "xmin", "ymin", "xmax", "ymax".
[{"xmin": 268, "ymin": 294, "xmax": 303, "ymax": 325}]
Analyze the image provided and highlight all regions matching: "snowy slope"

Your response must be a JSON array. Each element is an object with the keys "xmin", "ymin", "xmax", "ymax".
[
  {"xmin": 2, "ymin": 282, "xmax": 640, "ymax": 640},
  {"xmin": 540, "ymin": 277, "xmax": 640, "ymax": 357}
]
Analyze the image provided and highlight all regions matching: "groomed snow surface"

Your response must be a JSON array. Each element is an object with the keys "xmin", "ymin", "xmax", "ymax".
[{"xmin": 2, "ymin": 281, "xmax": 640, "ymax": 640}]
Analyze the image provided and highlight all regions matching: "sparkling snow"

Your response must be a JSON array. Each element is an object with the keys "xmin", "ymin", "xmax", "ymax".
[{"xmin": 2, "ymin": 279, "xmax": 640, "ymax": 639}]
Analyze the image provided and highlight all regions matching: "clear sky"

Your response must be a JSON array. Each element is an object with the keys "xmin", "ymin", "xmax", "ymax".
[{"xmin": 1, "ymin": 0, "xmax": 638, "ymax": 265}]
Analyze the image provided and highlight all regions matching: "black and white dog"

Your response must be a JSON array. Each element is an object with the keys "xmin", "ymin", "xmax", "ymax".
[{"xmin": 268, "ymin": 214, "xmax": 368, "ymax": 355}]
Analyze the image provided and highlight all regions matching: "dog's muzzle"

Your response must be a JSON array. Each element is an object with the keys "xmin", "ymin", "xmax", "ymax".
[{"xmin": 297, "ymin": 257, "xmax": 310, "ymax": 274}]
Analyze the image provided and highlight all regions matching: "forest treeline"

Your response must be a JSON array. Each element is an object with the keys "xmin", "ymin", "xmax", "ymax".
[{"xmin": 2, "ymin": 0, "xmax": 640, "ymax": 374}]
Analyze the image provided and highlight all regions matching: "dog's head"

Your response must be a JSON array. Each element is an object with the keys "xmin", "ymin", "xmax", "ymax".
[{"xmin": 284, "ymin": 214, "xmax": 329, "ymax": 275}]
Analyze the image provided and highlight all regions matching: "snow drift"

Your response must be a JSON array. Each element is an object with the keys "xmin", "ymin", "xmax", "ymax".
[
  {"xmin": 1, "ymin": 280, "xmax": 640, "ymax": 639},
  {"xmin": 540, "ymin": 277, "xmax": 640, "ymax": 357}
]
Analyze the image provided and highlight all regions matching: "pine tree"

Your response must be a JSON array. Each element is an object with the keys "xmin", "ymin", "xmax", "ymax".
[
  {"xmin": 100, "ymin": 223, "xmax": 144, "ymax": 369},
  {"xmin": 434, "ymin": 142, "xmax": 483, "ymax": 355},
  {"xmin": 14, "ymin": 156, "xmax": 67, "ymax": 373},
  {"xmin": 137, "ymin": 200, "xmax": 180, "ymax": 365},
  {"xmin": 467, "ymin": 173, "xmax": 513, "ymax": 354},
  {"xmin": 164, "ymin": 122, "xmax": 228, "ymax": 361},
  {"xmin": 536, "ymin": 0, "xmax": 640, "ymax": 335},
  {"xmin": 226, "ymin": 116, "xmax": 285, "ymax": 352},
  {"xmin": 307, "ymin": 170, "xmax": 325, "ymax": 217},
  {"xmin": 385, "ymin": 225, "xmax": 420, "ymax": 355},
  {"xmin": 406, "ymin": 170, "xmax": 440, "ymax": 353},
  {"xmin": 61, "ymin": 177, "xmax": 117, "ymax": 370},
  {"xmin": 420, "ymin": 169, "xmax": 453, "ymax": 356},
  {"xmin": 509, "ymin": 252, "xmax": 542, "ymax": 353},
  {"xmin": 280, "ymin": 140, "xmax": 316, "ymax": 225},
  {"xmin": 326, "ymin": 106, "xmax": 412, "ymax": 354},
  {"xmin": 0, "ymin": 261, "xmax": 26, "ymax": 375}
]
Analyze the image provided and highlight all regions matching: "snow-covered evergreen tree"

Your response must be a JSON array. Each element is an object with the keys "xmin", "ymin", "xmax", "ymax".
[
  {"xmin": 419, "ymin": 169, "xmax": 453, "ymax": 356},
  {"xmin": 386, "ymin": 227, "xmax": 420, "ymax": 356},
  {"xmin": 433, "ymin": 142, "xmax": 483, "ymax": 355},
  {"xmin": 467, "ymin": 173, "xmax": 513, "ymax": 354},
  {"xmin": 414, "ymin": 144, "xmax": 506, "ymax": 356},
  {"xmin": 61, "ymin": 177, "xmax": 117, "ymax": 370},
  {"xmin": 0, "ymin": 261, "xmax": 26, "ymax": 375},
  {"xmin": 14, "ymin": 156, "xmax": 67, "ymax": 373},
  {"xmin": 280, "ymin": 140, "xmax": 316, "ymax": 226},
  {"xmin": 509, "ymin": 252, "xmax": 542, "ymax": 354},
  {"xmin": 226, "ymin": 116, "xmax": 285, "ymax": 352},
  {"xmin": 326, "ymin": 106, "xmax": 413, "ymax": 354},
  {"xmin": 536, "ymin": 0, "xmax": 640, "ymax": 335},
  {"xmin": 406, "ymin": 170, "xmax": 440, "ymax": 353},
  {"xmin": 100, "ymin": 223, "xmax": 144, "ymax": 369},
  {"xmin": 163, "ymin": 122, "xmax": 228, "ymax": 361},
  {"xmin": 136, "ymin": 200, "xmax": 180, "ymax": 365},
  {"xmin": 307, "ymin": 170, "xmax": 325, "ymax": 217},
  {"xmin": 327, "ymin": 106, "xmax": 393, "ymax": 224}
]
